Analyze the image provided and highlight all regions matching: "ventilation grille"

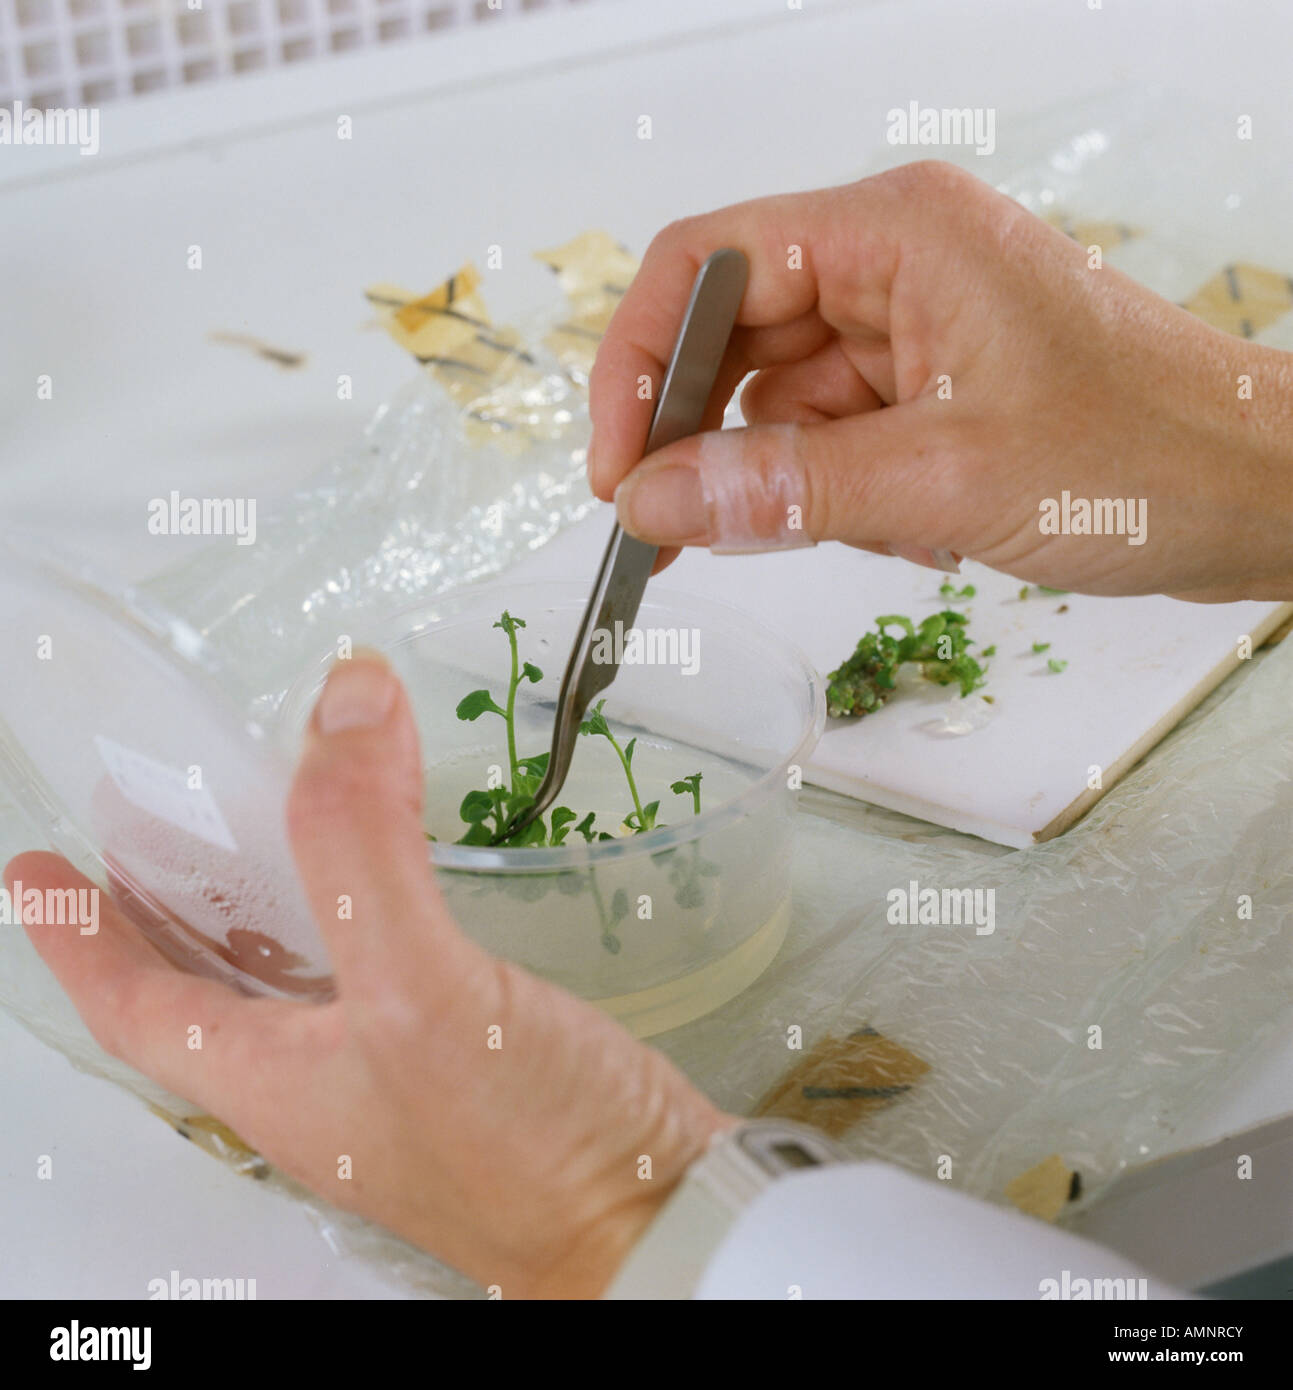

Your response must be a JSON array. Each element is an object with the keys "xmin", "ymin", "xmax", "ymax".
[{"xmin": 0, "ymin": 0, "xmax": 596, "ymax": 109}]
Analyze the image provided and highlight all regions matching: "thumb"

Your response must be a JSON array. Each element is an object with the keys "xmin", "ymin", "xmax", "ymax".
[
  {"xmin": 612, "ymin": 407, "xmax": 965, "ymax": 561},
  {"xmin": 286, "ymin": 651, "xmax": 482, "ymax": 1003}
]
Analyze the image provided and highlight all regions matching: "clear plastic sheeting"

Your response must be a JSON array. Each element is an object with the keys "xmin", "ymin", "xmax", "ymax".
[
  {"xmin": 661, "ymin": 636, "xmax": 1293, "ymax": 1208},
  {"xmin": 1, "ymin": 88, "xmax": 1291, "ymax": 1297},
  {"xmin": 134, "ymin": 345, "xmax": 597, "ymax": 720}
]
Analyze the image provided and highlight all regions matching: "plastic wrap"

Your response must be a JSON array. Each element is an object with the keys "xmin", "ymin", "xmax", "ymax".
[{"xmin": 2, "ymin": 89, "xmax": 1291, "ymax": 1297}]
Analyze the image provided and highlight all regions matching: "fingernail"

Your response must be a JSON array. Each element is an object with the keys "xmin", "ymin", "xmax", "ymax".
[
  {"xmin": 889, "ymin": 543, "xmax": 961, "ymax": 574},
  {"xmin": 616, "ymin": 463, "xmax": 708, "ymax": 542},
  {"xmin": 315, "ymin": 655, "xmax": 397, "ymax": 734}
]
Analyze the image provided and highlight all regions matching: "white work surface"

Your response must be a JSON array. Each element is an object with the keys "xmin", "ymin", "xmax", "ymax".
[
  {"xmin": 3, "ymin": 0, "xmax": 1292, "ymax": 1297},
  {"xmin": 502, "ymin": 510, "xmax": 1290, "ymax": 847}
]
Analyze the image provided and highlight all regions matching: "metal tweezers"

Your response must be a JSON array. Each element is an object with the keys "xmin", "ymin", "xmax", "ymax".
[{"xmin": 492, "ymin": 247, "xmax": 749, "ymax": 844}]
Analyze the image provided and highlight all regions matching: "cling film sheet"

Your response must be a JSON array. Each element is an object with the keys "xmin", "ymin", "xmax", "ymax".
[{"xmin": 0, "ymin": 89, "xmax": 1291, "ymax": 1297}]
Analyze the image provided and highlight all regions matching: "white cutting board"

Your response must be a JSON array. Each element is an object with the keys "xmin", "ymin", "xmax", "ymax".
[{"xmin": 502, "ymin": 508, "xmax": 1291, "ymax": 848}]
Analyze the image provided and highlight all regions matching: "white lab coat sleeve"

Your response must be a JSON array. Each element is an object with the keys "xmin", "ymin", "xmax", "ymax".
[{"xmin": 694, "ymin": 1161, "xmax": 1191, "ymax": 1299}]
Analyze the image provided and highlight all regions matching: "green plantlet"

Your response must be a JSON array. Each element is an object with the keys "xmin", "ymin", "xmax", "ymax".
[
  {"xmin": 938, "ymin": 581, "xmax": 976, "ymax": 600},
  {"xmin": 448, "ymin": 616, "xmax": 699, "ymax": 848},
  {"xmin": 452, "ymin": 613, "xmax": 556, "ymax": 845},
  {"xmin": 826, "ymin": 610, "xmax": 987, "ymax": 719},
  {"xmin": 580, "ymin": 698, "xmax": 658, "ymax": 833},
  {"xmin": 1047, "ymin": 658, "xmax": 1068, "ymax": 674},
  {"xmin": 1032, "ymin": 641, "xmax": 1051, "ymax": 654},
  {"xmin": 671, "ymin": 772, "xmax": 703, "ymax": 815}
]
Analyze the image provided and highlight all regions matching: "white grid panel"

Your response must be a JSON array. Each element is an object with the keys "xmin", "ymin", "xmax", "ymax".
[{"xmin": 0, "ymin": 0, "xmax": 600, "ymax": 108}]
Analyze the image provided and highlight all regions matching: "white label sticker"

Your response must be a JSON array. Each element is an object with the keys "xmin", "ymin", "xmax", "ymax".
[{"xmin": 94, "ymin": 735, "xmax": 238, "ymax": 854}]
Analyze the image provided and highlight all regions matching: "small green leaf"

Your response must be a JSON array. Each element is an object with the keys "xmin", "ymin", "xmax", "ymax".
[
  {"xmin": 1032, "ymin": 641, "xmax": 1051, "ymax": 654},
  {"xmin": 670, "ymin": 771, "xmax": 703, "ymax": 814},
  {"xmin": 493, "ymin": 611, "xmax": 526, "ymax": 636},
  {"xmin": 459, "ymin": 789, "xmax": 495, "ymax": 823},
  {"xmin": 517, "ymin": 752, "xmax": 549, "ymax": 778},
  {"xmin": 980, "ymin": 645, "xmax": 997, "ymax": 658},
  {"xmin": 455, "ymin": 689, "xmax": 502, "ymax": 721},
  {"xmin": 522, "ymin": 662, "xmax": 543, "ymax": 684},
  {"xmin": 1019, "ymin": 586, "xmax": 1030, "ymax": 600},
  {"xmin": 1037, "ymin": 586, "xmax": 1068, "ymax": 596},
  {"xmin": 549, "ymin": 807, "xmax": 577, "ymax": 845},
  {"xmin": 456, "ymin": 822, "xmax": 494, "ymax": 846},
  {"xmin": 1047, "ymin": 658, "xmax": 1068, "ymax": 674},
  {"xmin": 574, "ymin": 811, "xmax": 597, "ymax": 842},
  {"xmin": 512, "ymin": 818, "xmax": 548, "ymax": 847},
  {"xmin": 579, "ymin": 698, "xmax": 610, "ymax": 739},
  {"xmin": 624, "ymin": 736, "xmax": 636, "ymax": 766}
]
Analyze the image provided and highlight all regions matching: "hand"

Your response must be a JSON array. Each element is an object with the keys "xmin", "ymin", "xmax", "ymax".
[
  {"xmin": 589, "ymin": 161, "xmax": 1293, "ymax": 602},
  {"xmin": 8, "ymin": 654, "xmax": 731, "ymax": 1297}
]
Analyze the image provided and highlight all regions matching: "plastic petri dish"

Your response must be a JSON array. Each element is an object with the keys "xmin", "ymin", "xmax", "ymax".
[{"xmin": 279, "ymin": 582, "xmax": 825, "ymax": 1036}]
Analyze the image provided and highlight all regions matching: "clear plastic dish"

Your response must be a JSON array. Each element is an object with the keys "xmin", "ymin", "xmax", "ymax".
[
  {"xmin": 0, "ymin": 539, "xmax": 329, "ymax": 1000},
  {"xmin": 280, "ymin": 582, "xmax": 825, "ymax": 1036}
]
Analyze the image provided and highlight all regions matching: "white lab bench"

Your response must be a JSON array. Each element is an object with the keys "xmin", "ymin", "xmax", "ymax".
[{"xmin": 1, "ymin": 0, "xmax": 1291, "ymax": 1297}]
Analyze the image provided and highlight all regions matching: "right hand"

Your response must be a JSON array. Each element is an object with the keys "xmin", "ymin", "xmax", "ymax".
[{"xmin": 588, "ymin": 161, "xmax": 1293, "ymax": 603}]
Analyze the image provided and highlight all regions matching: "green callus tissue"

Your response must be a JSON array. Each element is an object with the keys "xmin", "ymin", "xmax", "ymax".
[{"xmin": 826, "ymin": 610, "xmax": 988, "ymax": 719}]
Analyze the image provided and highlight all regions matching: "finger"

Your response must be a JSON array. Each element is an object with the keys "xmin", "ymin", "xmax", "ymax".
[
  {"xmin": 612, "ymin": 402, "xmax": 968, "ymax": 556},
  {"xmin": 588, "ymin": 184, "xmax": 902, "ymax": 499},
  {"xmin": 285, "ymin": 652, "xmax": 490, "ymax": 1011},
  {"xmin": 6, "ymin": 851, "xmax": 322, "ymax": 1118},
  {"xmin": 741, "ymin": 337, "xmax": 887, "ymax": 425},
  {"xmin": 651, "ymin": 545, "xmax": 680, "ymax": 575}
]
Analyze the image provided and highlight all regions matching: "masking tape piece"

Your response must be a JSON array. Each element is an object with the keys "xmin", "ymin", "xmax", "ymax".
[
  {"xmin": 753, "ymin": 1026, "xmax": 930, "ymax": 1138},
  {"xmin": 534, "ymin": 230, "xmax": 639, "ymax": 380},
  {"xmin": 1004, "ymin": 1152, "xmax": 1077, "ymax": 1222},
  {"xmin": 366, "ymin": 268, "xmax": 552, "ymax": 447},
  {"xmin": 149, "ymin": 1103, "xmax": 269, "ymax": 1178},
  {"xmin": 1181, "ymin": 262, "xmax": 1293, "ymax": 338}
]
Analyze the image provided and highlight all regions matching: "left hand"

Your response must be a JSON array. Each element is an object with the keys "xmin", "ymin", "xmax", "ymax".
[{"xmin": 8, "ymin": 653, "xmax": 730, "ymax": 1297}]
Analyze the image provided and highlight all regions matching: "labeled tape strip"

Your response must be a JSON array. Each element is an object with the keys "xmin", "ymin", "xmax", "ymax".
[{"xmin": 753, "ymin": 1026, "xmax": 930, "ymax": 1138}]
